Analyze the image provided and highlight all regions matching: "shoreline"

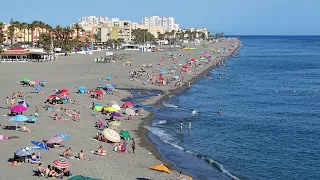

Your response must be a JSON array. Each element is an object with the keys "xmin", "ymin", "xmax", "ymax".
[{"xmin": 133, "ymin": 39, "xmax": 242, "ymax": 178}]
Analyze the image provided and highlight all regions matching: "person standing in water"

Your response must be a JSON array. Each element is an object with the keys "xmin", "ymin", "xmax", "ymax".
[
  {"xmin": 188, "ymin": 120, "xmax": 191, "ymax": 131},
  {"xmin": 180, "ymin": 121, "xmax": 183, "ymax": 134}
]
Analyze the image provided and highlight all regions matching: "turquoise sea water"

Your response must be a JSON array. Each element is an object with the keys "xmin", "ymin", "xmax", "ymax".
[{"xmin": 139, "ymin": 36, "xmax": 320, "ymax": 180}]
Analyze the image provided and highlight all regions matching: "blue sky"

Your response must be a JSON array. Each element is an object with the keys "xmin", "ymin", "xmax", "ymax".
[{"xmin": 0, "ymin": 0, "xmax": 319, "ymax": 35}]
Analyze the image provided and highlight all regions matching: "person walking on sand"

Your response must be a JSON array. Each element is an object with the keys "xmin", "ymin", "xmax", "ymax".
[
  {"xmin": 188, "ymin": 80, "xmax": 191, "ymax": 88},
  {"xmin": 131, "ymin": 138, "xmax": 136, "ymax": 153},
  {"xmin": 35, "ymin": 106, "xmax": 39, "ymax": 117},
  {"xmin": 180, "ymin": 121, "xmax": 183, "ymax": 134}
]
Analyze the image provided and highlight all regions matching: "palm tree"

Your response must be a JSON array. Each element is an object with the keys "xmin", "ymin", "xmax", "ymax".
[
  {"xmin": 31, "ymin": 21, "xmax": 40, "ymax": 46},
  {"xmin": 20, "ymin": 22, "xmax": 28, "ymax": 44},
  {"xmin": 54, "ymin": 25, "xmax": 63, "ymax": 40},
  {"xmin": 0, "ymin": 22, "xmax": 5, "ymax": 45},
  {"xmin": 93, "ymin": 34, "xmax": 100, "ymax": 43},
  {"xmin": 72, "ymin": 23, "xmax": 82, "ymax": 41}
]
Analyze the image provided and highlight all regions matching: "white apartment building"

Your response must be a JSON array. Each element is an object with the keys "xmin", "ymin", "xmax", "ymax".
[
  {"xmin": 142, "ymin": 16, "xmax": 179, "ymax": 31},
  {"xmin": 79, "ymin": 16, "xmax": 109, "ymax": 25}
]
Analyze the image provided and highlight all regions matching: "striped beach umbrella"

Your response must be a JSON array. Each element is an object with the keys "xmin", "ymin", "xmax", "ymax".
[{"xmin": 53, "ymin": 159, "xmax": 70, "ymax": 168}]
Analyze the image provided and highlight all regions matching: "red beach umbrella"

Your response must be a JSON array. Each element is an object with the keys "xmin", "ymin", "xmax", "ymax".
[
  {"xmin": 11, "ymin": 105, "xmax": 27, "ymax": 113},
  {"xmin": 59, "ymin": 92, "xmax": 69, "ymax": 97},
  {"xmin": 60, "ymin": 89, "xmax": 68, "ymax": 93},
  {"xmin": 53, "ymin": 159, "xmax": 70, "ymax": 168},
  {"xmin": 122, "ymin": 102, "xmax": 133, "ymax": 107},
  {"xmin": 94, "ymin": 89, "xmax": 103, "ymax": 95},
  {"xmin": 49, "ymin": 94, "xmax": 57, "ymax": 99}
]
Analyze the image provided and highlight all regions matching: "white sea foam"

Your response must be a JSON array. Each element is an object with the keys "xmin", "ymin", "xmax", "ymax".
[
  {"xmin": 146, "ymin": 125, "xmax": 240, "ymax": 180},
  {"xmin": 163, "ymin": 102, "xmax": 178, "ymax": 108}
]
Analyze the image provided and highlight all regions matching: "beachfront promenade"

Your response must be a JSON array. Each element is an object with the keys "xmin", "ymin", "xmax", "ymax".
[{"xmin": 0, "ymin": 39, "xmax": 239, "ymax": 180}]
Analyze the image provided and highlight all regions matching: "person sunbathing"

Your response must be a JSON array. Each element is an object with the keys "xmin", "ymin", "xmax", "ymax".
[
  {"xmin": 8, "ymin": 161, "xmax": 21, "ymax": 166},
  {"xmin": 71, "ymin": 100, "xmax": 80, "ymax": 104},
  {"xmin": 53, "ymin": 114, "xmax": 69, "ymax": 121},
  {"xmin": 37, "ymin": 163, "xmax": 45, "ymax": 176},
  {"xmin": 63, "ymin": 148, "xmax": 73, "ymax": 157},
  {"xmin": 21, "ymin": 124, "xmax": 31, "ymax": 133},
  {"xmin": 97, "ymin": 145, "xmax": 106, "ymax": 154}
]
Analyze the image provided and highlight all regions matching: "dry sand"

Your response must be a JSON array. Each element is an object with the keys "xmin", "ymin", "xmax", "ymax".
[{"xmin": 0, "ymin": 38, "xmax": 239, "ymax": 180}]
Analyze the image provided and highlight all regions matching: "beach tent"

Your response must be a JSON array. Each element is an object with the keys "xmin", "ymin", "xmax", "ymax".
[
  {"xmin": 120, "ymin": 130, "xmax": 131, "ymax": 140},
  {"xmin": 68, "ymin": 175, "xmax": 101, "ymax": 180},
  {"xmin": 150, "ymin": 164, "xmax": 171, "ymax": 174},
  {"xmin": 15, "ymin": 147, "xmax": 35, "ymax": 157}
]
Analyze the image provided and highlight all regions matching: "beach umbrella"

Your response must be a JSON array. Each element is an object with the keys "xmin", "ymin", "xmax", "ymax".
[
  {"xmin": 55, "ymin": 134, "xmax": 70, "ymax": 139},
  {"xmin": 111, "ymin": 104, "xmax": 121, "ymax": 111},
  {"xmin": 48, "ymin": 136, "xmax": 63, "ymax": 144},
  {"xmin": 59, "ymin": 92, "xmax": 69, "ymax": 97},
  {"xmin": 49, "ymin": 94, "xmax": 57, "ymax": 99},
  {"xmin": 94, "ymin": 103, "xmax": 101, "ymax": 107},
  {"xmin": 150, "ymin": 164, "xmax": 171, "ymax": 174},
  {"xmin": 60, "ymin": 89, "xmax": 68, "ymax": 93},
  {"xmin": 53, "ymin": 159, "xmax": 70, "ymax": 168},
  {"xmin": 123, "ymin": 108, "xmax": 135, "ymax": 116},
  {"xmin": 106, "ymin": 75, "xmax": 112, "ymax": 80},
  {"xmin": 31, "ymin": 141, "xmax": 49, "ymax": 150},
  {"xmin": 122, "ymin": 102, "xmax": 133, "ymax": 107},
  {"xmin": 104, "ymin": 106, "xmax": 118, "ymax": 112},
  {"xmin": 94, "ymin": 89, "xmax": 103, "ymax": 95},
  {"xmin": 33, "ymin": 85, "xmax": 43, "ymax": 91},
  {"xmin": 134, "ymin": 105, "xmax": 143, "ymax": 108},
  {"xmin": 29, "ymin": 81, "xmax": 36, "ymax": 85},
  {"xmin": 110, "ymin": 121, "xmax": 121, "ymax": 127},
  {"xmin": 39, "ymin": 81, "xmax": 47, "ymax": 86},
  {"xmin": 93, "ymin": 106, "xmax": 103, "ymax": 111},
  {"xmin": 173, "ymin": 75, "xmax": 179, "ymax": 79},
  {"xmin": 27, "ymin": 116, "xmax": 38, "ymax": 122},
  {"xmin": 102, "ymin": 128, "xmax": 121, "ymax": 142},
  {"xmin": 15, "ymin": 147, "xmax": 35, "ymax": 157},
  {"xmin": 102, "ymin": 84, "xmax": 115, "ymax": 89},
  {"xmin": 68, "ymin": 175, "xmax": 101, "ymax": 180},
  {"xmin": 11, "ymin": 105, "xmax": 27, "ymax": 113},
  {"xmin": 120, "ymin": 130, "xmax": 131, "ymax": 140},
  {"xmin": 17, "ymin": 99, "xmax": 30, "ymax": 107},
  {"xmin": 10, "ymin": 115, "xmax": 28, "ymax": 122},
  {"xmin": 22, "ymin": 77, "xmax": 29, "ymax": 82},
  {"xmin": 161, "ymin": 70, "xmax": 167, "ymax": 74},
  {"xmin": 109, "ymin": 112, "xmax": 121, "ymax": 117},
  {"xmin": 177, "ymin": 175, "xmax": 193, "ymax": 180}
]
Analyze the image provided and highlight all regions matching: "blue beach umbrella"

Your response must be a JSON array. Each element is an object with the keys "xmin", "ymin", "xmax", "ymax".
[
  {"xmin": 31, "ymin": 141, "xmax": 49, "ymax": 150},
  {"xmin": 94, "ymin": 103, "xmax": 101, "ymax": 107},
  {"xmin": 33, "ymin": 86, "xmax": 43, "ymax": 91},
  {"xmin": 161, "ymin": 71, "xmax": 167, "ymax": 75},
  {"xmin": 39, "ymin": 81, "xmax": 47, "ymax": 85},
  {"xmin": 10, "ymin": 115, "xmax": 29, "ymax": 122},
  {"xmin": 173, "ymin": 75, "xmax": 179, "ymax": 79},
  {"xmin": 15, "ymin": 147, "xmax": 35, "ymax": 157},
  {"xmin": 106, "ymin": 75, "xmax": 112, "ymax": 79},
  {"xmin": 55, "ymin": 134, "xmax": 70, "ymax": 139}
]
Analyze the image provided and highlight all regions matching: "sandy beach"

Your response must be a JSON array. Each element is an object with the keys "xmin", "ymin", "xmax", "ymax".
[{"xmin": 0, "ymin": 38, "xmax": 239, "ymax": 180}]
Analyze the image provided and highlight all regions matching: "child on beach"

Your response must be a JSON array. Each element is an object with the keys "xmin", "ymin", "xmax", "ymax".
[{"xmin": 131, "ymin": 138, "xmax": 136, "ymax": 153}]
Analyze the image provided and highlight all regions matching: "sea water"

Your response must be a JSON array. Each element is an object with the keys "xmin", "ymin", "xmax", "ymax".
[{"xmin": 133, "ymin": 36, "xmax": 320, "ymax": 180}]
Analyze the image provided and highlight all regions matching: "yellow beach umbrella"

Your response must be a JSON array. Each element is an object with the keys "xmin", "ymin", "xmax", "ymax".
[
  {"xmin": 29, "ymin": 81, "xmax": 36, "ymax": 85},
  {"xmin": 150, "ymin": 164, "xmax": 171, "ymax": 174},
  {"xmin": 104, "ymin": 106, "xmax": 118, "ymax": 112}
]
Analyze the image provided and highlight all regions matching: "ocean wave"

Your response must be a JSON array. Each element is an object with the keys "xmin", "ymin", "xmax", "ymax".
[
  {"xmin": 153, "ymin": 120, "xmax": 167, "ymax": 126},
  {"xmin": 146, "ymin": 126, "xmax": 240, "ymax": 180},
  {"xmin": 163, "ymin": 102, "xmax": 178, "ymax": 108}
]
